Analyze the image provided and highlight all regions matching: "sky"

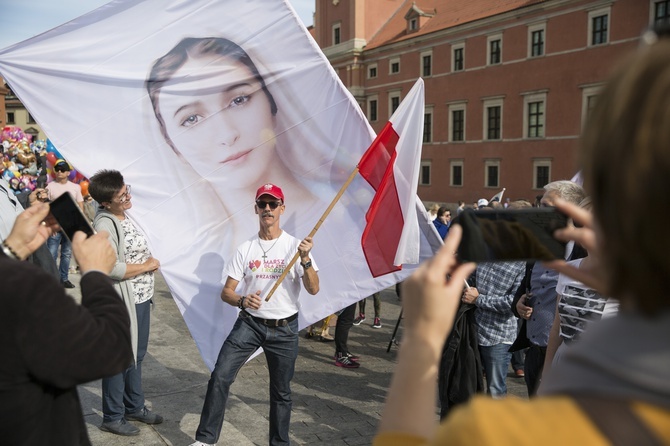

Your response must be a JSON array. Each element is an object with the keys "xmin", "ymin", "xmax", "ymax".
[{"xmin": 0, "ymin": 0, "xmax": 315, "ymax": 50}]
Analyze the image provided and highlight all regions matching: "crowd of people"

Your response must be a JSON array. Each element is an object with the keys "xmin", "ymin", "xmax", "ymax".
[{"xmin": 3, "ymin": 27, "xmax": 670, "ymax": 446}]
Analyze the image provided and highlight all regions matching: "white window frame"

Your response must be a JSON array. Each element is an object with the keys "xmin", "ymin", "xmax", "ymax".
[
  {"xmin": 533, "ymin": 159, "xmax": 552, "ymax": 190},
  {"xmin": 528, "ymin": 22, "xmax": 546, "ymax": 58},
  {"xmin": 487, "ymin": 33, "xmax": 503, "ymax": 66},
  {"xmin": 588, "ymin": 7, "xmax": 611, "ymax": 47},
  {"xmin": 388, "ymin": 90, "xmax": 401, "ymax": 119},
  {"xmin": 423, "ymin": 106, "xmax": 434, "ymax": 143},
  {"xmin": 448, "ymin": 102, "xmax": 467, "ymax": 143},
  {"xmin": 409, "ymin": 17, "xmax": 418, "ymax": 31},
  {"xmin": 523, "ymin": 91, "xmax": 548, "ymax": 139},
  {"xmin": 367, "ymin": 95, "xmax": 379, "ymax": 122},
  {"xmin": 484, "ymin": 160, "xmax": 500, "ymax": 189},
  {"xmin": 482, "ymin": 97, "xmax": 504, "ymax": 141},
  {"xmin": 581, "ymin": 84, "xmax": 604, "ymax": 128},
  {"xmin": 452, "ymin": 42, "xmax": 465, "ymax": 72},
  {"xmin": 420, "ymin": 160, "xmax": 431, "ymax": 186},
  {"xmin": 420, "ymin": 50, "xmax": 433, "ymax": 77},
  {"xmin": 332, "ymin": 22, "xmax": 342, "ymax": 45},
  {"xmin": 367, "ymin": 63, "xmax": 378, "ymax": 79},
  {"xmin": 650, "ymin": 0, "xmax": 670, "ymax": 25},
  {"xmin": 389, "ymin": 57, "xmax": 400, "ymax": 75},
  {"xmin": 450, "ymin": 160, "xmax": 464, "ymax": 187}
]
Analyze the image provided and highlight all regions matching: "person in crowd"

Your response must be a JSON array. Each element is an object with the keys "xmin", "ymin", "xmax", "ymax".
[
  {"xmin": 353, "ymin": 292, "xmax": 383, "ymax": 328},
  {"xmin": 0, "ymin": 200, "xmax": 133, "ymax": 445},
  {"xmin": 462, "ymin": 260, "xmax": 525, "ymax": 398},
  {"xmin": 512, "ymin": 180, "xmax": 586, "ymax": 395},
  {"xmin": 88, "ymin": 170, "xmax": 163, "ymax": 436},
  {"xmin": 190, "ymin": 183, "xmax": 319, "ymax": 446},
  {"xmin": 427, "ymin": 203, "xmax": 440, "ymax": 221},
  {"xmin": 46, "ymin": 159, "xmax": 84, "ymax": 288},
  {"xmin": 432, "ymin": 207, "xmax": 451, "ymax": 240},
  {"xmin": 456, "ymin": 200, "xmax": 465, "ymax": 215},
  {"xmin": 374, "ymin": 34, "xmax": 670, "ymax": 444},
  {"xmin": 333, "ymin": 302, "xmax": 361, "ymax": 368}
]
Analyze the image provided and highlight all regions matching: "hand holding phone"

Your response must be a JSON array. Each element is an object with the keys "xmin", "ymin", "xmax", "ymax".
[{"xmin": 49, "ymin": 193, "xmax": 96, "ymax": 241}]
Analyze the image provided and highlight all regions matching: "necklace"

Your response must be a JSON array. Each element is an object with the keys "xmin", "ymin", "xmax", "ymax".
[{"xmin": 258, "ymin": 236, "xmax": 280, "ymax": 263}]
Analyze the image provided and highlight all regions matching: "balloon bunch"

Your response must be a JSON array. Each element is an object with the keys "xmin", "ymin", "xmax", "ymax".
[{"xmin": 1, "ymin": 126, "xmax": 89, "ymax": 196}]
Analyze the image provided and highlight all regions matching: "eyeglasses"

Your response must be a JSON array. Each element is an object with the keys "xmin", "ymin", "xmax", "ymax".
[
  {"xmin": 256, "ymin": 200, "xmax": 282, "ymax": 210},
  {"xmin": 117, "ymin": 185, "xmax": 131, "ymax": 203}
]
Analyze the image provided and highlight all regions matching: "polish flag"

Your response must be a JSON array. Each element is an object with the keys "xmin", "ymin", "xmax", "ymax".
[{"xmin": 358, "ymin": 79, "xmax": 425, "ymax": 277}]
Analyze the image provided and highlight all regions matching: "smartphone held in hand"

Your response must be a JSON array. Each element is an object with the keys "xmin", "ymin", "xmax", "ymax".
[
  {"xmin": 453, "ymin": 208, "xmax": 569, "ymax": 263},
  {"xmin": 49, "ymin": 193, "xmax": 96, "ymax": 241}
]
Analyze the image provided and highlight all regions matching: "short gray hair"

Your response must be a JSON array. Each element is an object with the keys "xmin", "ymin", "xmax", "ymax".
[{"xmin": 544, "ymin": 180, "xmax": 585, "ymax": 205}]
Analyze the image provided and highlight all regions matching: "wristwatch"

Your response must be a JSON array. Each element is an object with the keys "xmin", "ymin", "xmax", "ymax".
[{"xmin": 300, "ymin": 259, "xmax": 312, "ymax": 270}]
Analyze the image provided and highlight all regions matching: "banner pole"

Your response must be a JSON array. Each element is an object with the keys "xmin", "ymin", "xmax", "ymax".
[{"xmin": 265, "ymin": 167, "xmax": 360, "ymax": 302}]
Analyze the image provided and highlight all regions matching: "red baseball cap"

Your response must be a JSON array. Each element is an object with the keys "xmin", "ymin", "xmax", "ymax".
[{"xmin": 255, "ymin": 183, "xmax": 284, "ymax": 201}]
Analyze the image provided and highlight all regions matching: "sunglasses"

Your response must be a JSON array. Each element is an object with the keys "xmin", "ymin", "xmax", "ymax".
[
  {"xmin": 54, "ymin": 165, "xmax": 70, "ymax": 173},
  {"xmin": 256, "ymin": 200, "xmax": 282, "ymax": 210}
]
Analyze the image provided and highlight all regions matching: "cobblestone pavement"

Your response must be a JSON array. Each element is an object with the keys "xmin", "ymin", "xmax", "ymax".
[{"xmin": 65, "ymin": 272, "xmax": 527, "ymax": 445}]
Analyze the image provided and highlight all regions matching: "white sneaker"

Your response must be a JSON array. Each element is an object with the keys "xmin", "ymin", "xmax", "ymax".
[{"xmin": 190, "ymin": 441, "xmax": 215, "ymax": 446}]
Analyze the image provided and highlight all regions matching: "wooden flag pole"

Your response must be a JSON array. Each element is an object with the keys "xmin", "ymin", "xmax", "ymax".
[{"xmin": 265, "ymin": 167, "xmax": 360, "ymax": 302}]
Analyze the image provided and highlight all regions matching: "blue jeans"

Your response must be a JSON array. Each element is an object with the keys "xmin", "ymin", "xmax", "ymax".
[
  {"xmin": 102, "ymin": 300, "xmax": 151, "ymax": 421},
  {"xmin": 196, "ymin": 311, "xmax": 299, "ymax": 445},
  {"xmin": 47, "ymin": 232, "xmax": 72, "ymax": 282},
  {"xmin": 479, "ymin": 344, "xmax": 512, "ymax": 398}
]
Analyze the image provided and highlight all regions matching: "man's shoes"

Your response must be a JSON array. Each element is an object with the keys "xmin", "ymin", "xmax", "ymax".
[
  {"xmin": 372, "ymin": 317, "xmax": 382, "ymax": 329},
  {"xmin": 333, "ymin": 351, "xmax": 360, "ymax": 361},
  {"xmin": 353, "ymin": 313, "xmax": 365, "ymax": 325},
  {"xmin": 515, "ymin": 369, "xmax": 525, "ymax": 378},
  {"xmin": 125, "ymin": 406, "xmax": 163, "ymax": 424},
  {"xmin": 189, "ymin": 441, "xmax": 215, "ymax": 446},
  {"xmin": 335, "ymin": 353, "xmax": 360, "ymax": 368},
  {"xmin": 99, "ymin": 419, "xmax": 140, "ymax": 436},
  {"xmin": 61, "ymin": 280, "xmax": 75, "ymax": 289}
]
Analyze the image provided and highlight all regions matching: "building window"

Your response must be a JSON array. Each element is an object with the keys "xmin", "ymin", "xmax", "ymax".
[
  {"xmin": 390, "ymin": 57, "xmax": 400, "ymax": 74},
  {"xmin": 581, "ymin": 84, "xmax": 603, "ymax": 128},
  {"xmin": 27, "ymin": 113, "xmax": 36, "ymax": 124},
  {"xmin": 368, "ymin": 64, "xmax": 378, "ymax": 79},
  {"xmin": 528, "ymin": 23, "xmax": 546, "ymax": 58},
  {"xmin": 452, "ymin": 43, "xmax": 464, "ymax": 72},
  {"xmin": 588, "ymin": 8, "xmax": 610, "ymax": 46},
  {"xmin": 523, "ymin": 91, "xmax": 547, "ymax": 139},
  {"xmin": 6, "ymin": 112, "xmax": 15, "ymax": 124},
  {"xmin": 368, "ymin": 97, "xmax": 378, "ymax": 122},
  {"xmin": 485, "ymin": 160, "xmax": 500, "ymax": 188},
  {"xmin": 332, "ymin": 23, "xmax": 341, "ymax": 45},
  {"xmin": 487, "ymin": 35, "xmax": 502, "ymax": 65},
  {"xmin": 450, "ymin": 160, "xmax": 463, "ymax": 187},
  {"xmin": 487, "ymin": 106, "xmax": 501, "ymax": 140},
  {"xmin": 420, "ymin": 160, "xmax": 431, "ymax": 186},
  {"xmin": 421, "ymin": 51, "xmax": 432, "ymax": 77},
  {"xmin": 423, "ymin": 109, "xmax": 433, "ymax": 143},
  {"xmin": 449, "ymin": 105, "xmax": 466, "ymax": 142},
  {"xmin": 528, "ymin": 102, "xmax": 544, "ymax": 138},
  {"xmin": 533, "ymin": 160, "xmax": 552, "ymax": 189},
  {"xmin": 389, "ymin": 91, "xmax": 401, "ymax": 117},
  {"xmin": 654, "ymin": 0, "xmax": 670, "ymax": 26},
  {"xmin": 409, "ymin": 18, "xmax": 418, "ymax": 31}
]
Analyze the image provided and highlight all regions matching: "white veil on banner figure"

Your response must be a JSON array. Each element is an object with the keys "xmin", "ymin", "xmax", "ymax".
[{"xmin": 0, "ymin": 0, "xmax": 438, "ymax": 369}]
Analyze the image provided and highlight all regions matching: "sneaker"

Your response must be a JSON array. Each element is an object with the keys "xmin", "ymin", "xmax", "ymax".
[
  {"xmin": 125, "ymin": 406, "xmax": 163, "ymax": 424},
  {"xmin": 372, "ymin": 317, "xmax": 382, "ymax": 329},
  {"xmin": 190, "ymin": 442, "xmax": 215, "ymax": 446},
  {"xmin": 61, "ymin": 280, "xmax": 75, "ymax": 289},
  {"xmin": 353, "ymin": 313, "xmax": 366, "ymax": 325},
  {"xmin": 99, "ymin": 419, "xmax": 140, "ymax": 436},
  {"xmin": 333, "ymin": 351, "xmax": 360, "ymax": 361},
  {"xmin": 515, "ymin": 369, "xmax": 525, "ymax": 378},
  {"xmin": 335, "ymin": 354, "xmax": 360, "ymax": 368}
]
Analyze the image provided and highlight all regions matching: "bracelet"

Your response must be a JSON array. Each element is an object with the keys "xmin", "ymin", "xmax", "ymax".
[
  {"xmin": 1, "ymin": 241, "xmax": 22, "ymax": 261},
  {"xmin": 238, "ymin": 295, "xmax": 246, "ymax": 309},
  {"xmin": 300, "ymin": 260, "xmax": 312, "ymax": 270}
]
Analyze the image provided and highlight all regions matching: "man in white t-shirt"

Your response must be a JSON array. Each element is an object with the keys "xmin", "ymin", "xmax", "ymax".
[
  {"xmin": 46, "ymin": 159, "xmax": 84, "ymax": 288},
  {"xmin": 191, "ymin": 183, "xmax": 319, "ymax": 446}
]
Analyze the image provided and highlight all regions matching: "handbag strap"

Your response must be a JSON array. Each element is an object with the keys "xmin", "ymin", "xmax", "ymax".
[{"xmin": 572, "ymin": 395, "xmax": 662, "ymax": 446}]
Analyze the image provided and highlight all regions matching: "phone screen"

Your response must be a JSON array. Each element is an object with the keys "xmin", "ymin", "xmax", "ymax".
[
  {"xmin": 453, "ymin": 208, "xmax": 568, "ymax": 262},
  {"xmin": 49, "ymin": 193, "xmax": 96, "ymax": 241}
]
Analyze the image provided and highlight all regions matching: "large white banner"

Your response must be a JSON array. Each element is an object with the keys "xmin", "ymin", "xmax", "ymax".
[{"xmin": 0, "ymin": 0, "xmax": 439, "ymax": 369}]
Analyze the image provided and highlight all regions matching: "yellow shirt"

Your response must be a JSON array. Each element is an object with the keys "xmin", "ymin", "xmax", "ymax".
[{"xmin": 374, "ymin": 396, "xmax": 670, "ymax": 445}]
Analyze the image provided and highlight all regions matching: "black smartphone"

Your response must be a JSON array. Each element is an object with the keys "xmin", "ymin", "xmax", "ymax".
[
  {"xmin": 453, "ymin": 207, "xmax": 569, "ymax": 262},
  {"xmin": 49, "ymin": 193, "xmax": 96, "ymax": 241}
]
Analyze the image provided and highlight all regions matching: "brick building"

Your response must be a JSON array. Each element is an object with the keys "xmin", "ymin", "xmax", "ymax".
[{"xmin": 313, "ymin": 0, "xmax": 663, "ymax": 205}]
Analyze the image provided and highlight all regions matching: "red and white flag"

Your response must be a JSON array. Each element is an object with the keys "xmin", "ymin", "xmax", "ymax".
[{"xmin": 358, "ymin": 79, "xmax": 424, "ymax": 277}]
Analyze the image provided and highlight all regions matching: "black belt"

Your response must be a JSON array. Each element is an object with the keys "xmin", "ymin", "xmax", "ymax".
[{"xmin": 243, "ymin": 310, "xmax": 298, "ymax": 327}]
